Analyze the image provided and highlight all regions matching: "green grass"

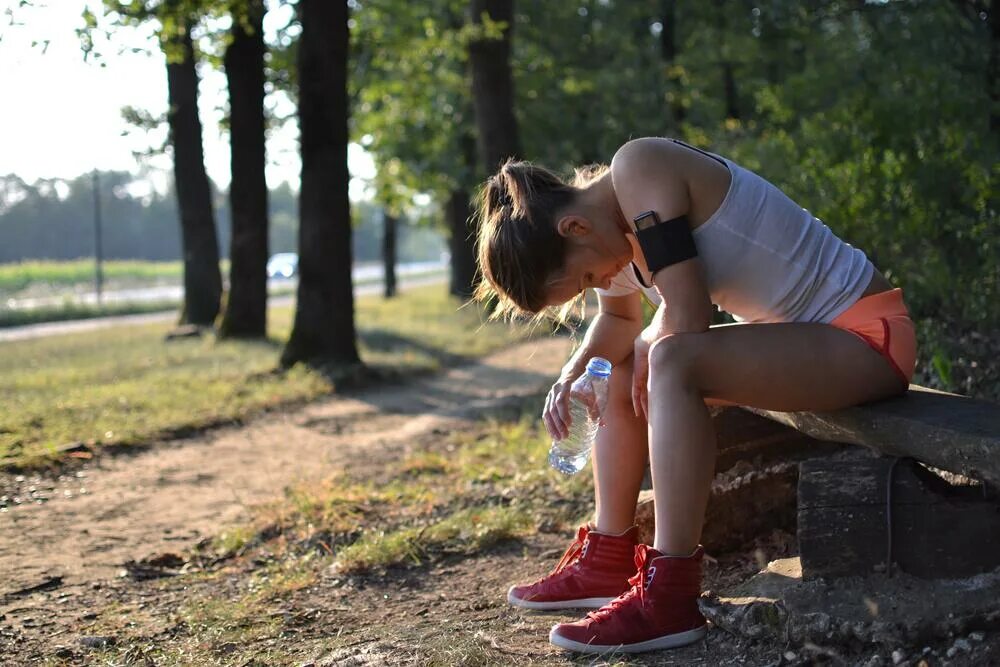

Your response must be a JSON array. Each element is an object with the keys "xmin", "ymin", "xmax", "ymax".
[
  {"xmin": 0, "ymin": 285, "xmax": 532, "ymax": 471},
  {"xmin": 331, "ymin": 505, "xmax": 534, "ymax": 573},
  {"xmin": 0, "ymin": 259, "xmax": 185, "ymax": 292},
  {"xmin": 0, "ymin": 300, "xmax": 182, "ymax": 328}
]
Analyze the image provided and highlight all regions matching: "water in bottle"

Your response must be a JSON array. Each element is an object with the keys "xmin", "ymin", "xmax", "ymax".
[{"xmin": 548, "ymin": 357, "xmax": 612, "ymax": 475}]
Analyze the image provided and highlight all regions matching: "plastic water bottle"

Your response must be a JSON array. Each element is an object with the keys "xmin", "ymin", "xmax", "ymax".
[{"xmin": 548, "ymin": 357, "xmax": 612, "ymax": 475}]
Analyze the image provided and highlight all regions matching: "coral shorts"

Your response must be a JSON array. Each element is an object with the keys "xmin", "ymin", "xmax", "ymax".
[{"xmin": 829, "ymin": 288, "xmax": 916, "ymax": 386}]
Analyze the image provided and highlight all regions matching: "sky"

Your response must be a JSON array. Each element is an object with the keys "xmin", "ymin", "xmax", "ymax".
[{"xmin": 0, "ymin": 0, "xmax": 375, "ymax": 198}]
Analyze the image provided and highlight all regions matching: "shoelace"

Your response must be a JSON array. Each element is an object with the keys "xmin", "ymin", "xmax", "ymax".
[
  {"xmin": 586, "ymin": 546, "xmax": 651, "ymax": 623},
  {"xmin": 549, "ymin": 525, "xmax": 589, "ymax": 574}
]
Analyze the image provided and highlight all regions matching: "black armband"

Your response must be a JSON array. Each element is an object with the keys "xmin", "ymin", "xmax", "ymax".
[{"xmin": 632, "ymin": 210, "xmax": 698, "ymax": 275}]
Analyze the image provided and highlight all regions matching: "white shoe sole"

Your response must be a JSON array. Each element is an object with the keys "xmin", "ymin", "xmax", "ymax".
[
  {"xmin": 548, "ymin": 624, "xmax": 707, "ymax": 654},
  {"xmin": 506, "ymin": 586, "xmax": 614, "ymax": 610}
]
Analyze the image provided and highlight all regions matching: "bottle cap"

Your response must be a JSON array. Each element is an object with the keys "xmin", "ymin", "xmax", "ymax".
[{"xmin": 586, "ymin": 357, "xmax": 612, "ymax": 378}]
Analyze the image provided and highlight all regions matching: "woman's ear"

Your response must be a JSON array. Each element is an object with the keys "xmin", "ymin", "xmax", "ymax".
[{"xmin": 555, "ymin": 215, "xmax": 591, "ymax": 238}]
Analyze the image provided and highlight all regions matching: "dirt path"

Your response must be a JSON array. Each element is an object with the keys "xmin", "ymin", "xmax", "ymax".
[{"xmin": 0, "ymin": 336, "xmax": 572, "ymax": 611}]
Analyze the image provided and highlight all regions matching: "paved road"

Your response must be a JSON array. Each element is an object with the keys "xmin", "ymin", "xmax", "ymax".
[{"xmin": 0, "ymin": 272, "xmax": 446, "ymax": 343}]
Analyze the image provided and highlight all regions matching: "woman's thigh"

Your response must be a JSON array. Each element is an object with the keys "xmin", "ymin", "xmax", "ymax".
[{"xmin": 650, "ymin": 322, "xmax": 905, "ymax": 412}]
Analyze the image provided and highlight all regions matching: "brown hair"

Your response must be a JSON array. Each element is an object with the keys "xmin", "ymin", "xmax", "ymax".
[{"xmin": 474, "ymin": 160, "xmax": 608, "ymax": 320}]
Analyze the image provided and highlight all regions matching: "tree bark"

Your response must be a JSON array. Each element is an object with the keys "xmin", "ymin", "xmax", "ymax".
[
  {"xmin": 446, "ymin": 189, "xmax": 477, "ymax": 299},
  {"xmin": 715, "ymin": 2, "xmax": 741, "ymax": 121},
  {"xmin": 219, "ymin": 0, "xmax": 269, "ymax": 338},
  {"xmin": 165, "ymin": 21, "xmax": 222, "ymax": 327},
  {"xmin": 281, "ymin": 0, "xmax": 359, "ymax": 367},
  {"xmin": 382, "ymin": 210, "xmax": 397, "ymax": 299},
  {"xmin": 467, "ymin": 0, "xmax": 522, "ymax": 173}
]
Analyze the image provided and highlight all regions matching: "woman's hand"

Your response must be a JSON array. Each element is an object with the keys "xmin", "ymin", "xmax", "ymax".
[{"xmin": 543, "ymin": 372, "xmax": 600, "ymax": 441}]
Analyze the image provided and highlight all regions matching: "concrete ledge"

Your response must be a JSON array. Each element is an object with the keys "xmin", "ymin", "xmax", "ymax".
[{"xmin": 700, "ymin": 557, "xmax": 1000, "ymax": 648}]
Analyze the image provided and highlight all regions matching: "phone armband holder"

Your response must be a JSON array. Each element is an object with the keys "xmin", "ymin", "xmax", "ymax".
[{"xmin": 633, "ymin": 210, "xmax": 698, "ymax": 275}]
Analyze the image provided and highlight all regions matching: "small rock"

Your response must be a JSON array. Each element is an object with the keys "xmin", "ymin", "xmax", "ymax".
[
  {"xmin": 784, "ymin": 651, "xmax": 797, "ymax": 661},
  {"xmin": 969, "ymin": 631, "xmax": 986, "ymax": 642},
  {"xmin": 952, "ymin": 638, "xmax": 972, "ymax": 653},
  {"xmin": 861, "ymin": 656, "xmax": 884, "ymax": 667},
  {"xmin": 79, "ymin": 635, "xmax": 114, "ymax": 649},
  {"xmin": 53, "ymin": 646, "xmax": 74, "ymax": 659},
  {"xmin": 946, "ymin": 646, "xmax": 958, "ymax": 659},
  {"xmin": 892, "ymin": 649, "xmax": 906, "ymax": 665}
]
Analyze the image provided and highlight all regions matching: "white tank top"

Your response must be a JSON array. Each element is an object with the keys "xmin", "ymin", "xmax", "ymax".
[{"xmin": 597, "ymin": 152, "xmax": 873, "ymax": 324}]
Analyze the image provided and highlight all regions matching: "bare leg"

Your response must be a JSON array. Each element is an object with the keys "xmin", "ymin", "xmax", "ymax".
[
  {"xmin": 647, "ymin": 322, "xmax": 904, "ymax": 555},
  {"xmin": 592, "ymin": 353, "xmax": 648, "ymax": 534}
]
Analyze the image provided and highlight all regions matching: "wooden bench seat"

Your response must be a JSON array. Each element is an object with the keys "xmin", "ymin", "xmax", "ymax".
[
  {"xmin": 635, "ymin": 385, "xmax": 1000, "ymax": 579},
  {"xmin": 747, "ymin": 384, "xmax": 1000, "ymax": 487}
]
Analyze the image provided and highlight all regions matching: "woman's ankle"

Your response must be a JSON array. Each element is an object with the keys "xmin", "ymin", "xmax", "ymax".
[{"xmin": 590, "ymin": 520, "xmax": 637, "ymax": 536}]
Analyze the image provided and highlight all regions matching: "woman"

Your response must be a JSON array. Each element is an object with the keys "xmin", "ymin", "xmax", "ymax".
[{"xmin": 474, "ymin": 137, "xmax": 916, "ymax": 654}]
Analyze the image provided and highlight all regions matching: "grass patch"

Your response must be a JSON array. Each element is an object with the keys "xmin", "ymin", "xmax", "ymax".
[
  {"xmin": 0, "ymin": 300, "xmax": 185, "ymax": 328},
  {"xmin": 0, "ymin": 259, "xmax": 186, "ymax": 293},
  {"xmin": 0, "ymin": 284, "xmax": 533, "ymax": 471},
  {"xmin": 332, "ymin": 505, "xmax": 534, "ymax": 574}
]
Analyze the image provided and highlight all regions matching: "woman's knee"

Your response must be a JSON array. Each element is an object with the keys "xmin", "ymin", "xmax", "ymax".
[{"xmin": 648, "ymin": 333, "xmax": 704, "ymax": 388}]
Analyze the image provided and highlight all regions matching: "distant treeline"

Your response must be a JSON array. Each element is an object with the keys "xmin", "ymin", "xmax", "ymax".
[{"xmin": 0, "ymin": 171, "xmax": 444, "ymax": 264}]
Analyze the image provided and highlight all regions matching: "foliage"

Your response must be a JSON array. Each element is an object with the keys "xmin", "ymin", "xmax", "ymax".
[
  {"xmin": 512, "ymin": 1, "xmax": 998, "ymax": 329},
  {"xmin": 16, "ymin": 0, "xmax": 1000, "ymax": 349},
  {"xmin": 710, "ymin": 2, "xmax": 998, "ymax": 327},
  {"xmin": 350, "ymin": 0, "xmax": 477, "ymax": 217}
]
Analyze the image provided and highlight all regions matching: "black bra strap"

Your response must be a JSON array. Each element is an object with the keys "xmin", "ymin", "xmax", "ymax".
[
  {"xmin": 670, "ymin": 138, "xmax": 727, "ymax": 166},
  {"xmin": 631, "ymin": 263, "xmax": 652, "ymax": 289}
]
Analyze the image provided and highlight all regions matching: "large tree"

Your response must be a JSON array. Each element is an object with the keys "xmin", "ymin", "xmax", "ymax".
[
  {"xmin": 219, "ymin": 0, "xmax": 269, "ymax": 338},
  {"xmin": 88, "ymin": 1, "xmax": 224, "ymax": 326},
  {"xmin": 281, "ymin": 0, "xmax": 359, "ymax": 367},
  {"xmin": 164, "ymin": 10, "xmax": 223, "ymax": 326},
  {"xmin": 467, "ymin": 0, "xmax": 521, "ymax": 173}
]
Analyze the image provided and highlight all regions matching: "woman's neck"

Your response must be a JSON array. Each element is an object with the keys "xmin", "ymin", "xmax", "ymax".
[{"xmin": 580, "ymin": 171, "xmax": 631, "ymax": 237}]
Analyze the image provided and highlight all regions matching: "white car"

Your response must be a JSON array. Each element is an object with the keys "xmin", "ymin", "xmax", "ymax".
[{"xmin": 266, "ymin": 253, "xmax": 299, "ymax": 279}]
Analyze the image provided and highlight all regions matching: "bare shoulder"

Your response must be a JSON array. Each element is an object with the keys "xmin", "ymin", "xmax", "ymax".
[
  {"xmin": 610, "ymin": 137, "xmax": 688, "ymax": 221},
  {"xmin": 610, "ymin": 137, "xmax": 678, "ymax": 174}
]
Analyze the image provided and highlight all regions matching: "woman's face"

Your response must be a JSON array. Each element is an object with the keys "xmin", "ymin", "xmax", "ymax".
[{"xmin": 544, "ymin": 220, "xmax": 633, "ymax": 306}]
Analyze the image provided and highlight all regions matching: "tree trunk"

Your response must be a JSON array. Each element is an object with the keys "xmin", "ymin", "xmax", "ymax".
[
  {"xmin": 988, "ymin": 0, "xmax": 999, "ymax": 134},
  {"xmin": 165, "ymin": 21, "xmax": 222, "ymax": 327},
  {"xmin": 219, "ymin": 0, "xmax": 269, "ymax": 338},
  {"xmin": 660, "ymin": 0, "xmax": 686, "ymax": 128},
  {"xmin": 446, "ymin": 189, "xmax": 477, "ymax": 299},
  {"xmin": 715, "ymin": 2, "xmax": 741, "ymax": 121},
  {"xmin": 467, "ymin": 0, "xmax": 522, "ymax": 173},
  {"xmin": 281, "ymin": 0, "xmax": 359, "ymax": 368},
  {"xmin": 382, "ymin": 210, "xmax": 397, "ymax": 299}
]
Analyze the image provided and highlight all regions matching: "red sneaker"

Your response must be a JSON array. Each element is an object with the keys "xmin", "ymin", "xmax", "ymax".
[
  {"xmin": 548, "ymin": 544, "xmax": 707, "ymax": 654},
  {"xmin": 506, "ymin": 524, "xmax": 638, "ymax": 610}
]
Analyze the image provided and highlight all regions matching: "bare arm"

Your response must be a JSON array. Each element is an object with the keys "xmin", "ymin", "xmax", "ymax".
[
  {"xmin": 543, "ymin": 291, "xmax": 644, "ymax": 440},
  {"xmin": 610, "ymin": 138, "xmax": 714, "ymax": 416}
]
